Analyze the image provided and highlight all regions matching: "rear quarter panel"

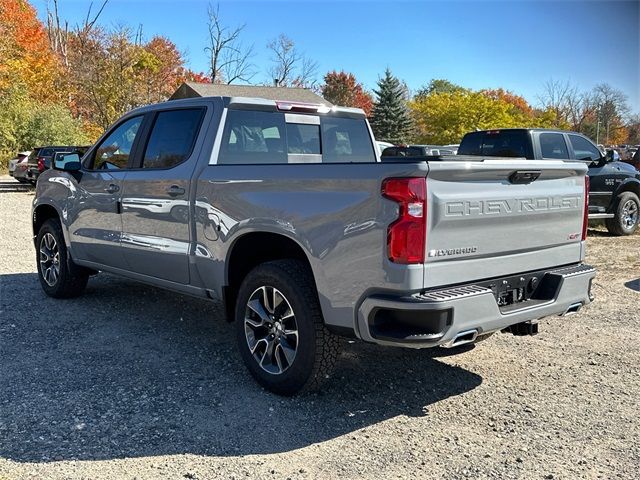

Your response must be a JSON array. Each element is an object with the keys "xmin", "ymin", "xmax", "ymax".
[{"xmin": 194, "ymin": 162, "xmax": 429, "ymax": 330}]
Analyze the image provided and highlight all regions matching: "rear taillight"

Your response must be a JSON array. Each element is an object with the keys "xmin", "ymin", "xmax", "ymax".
[
  {"xmin": 382, "ymin": 177, "xmax": 427, "ymax": 264},
  {"xmin": 582, "ymin": 175, "xmax": 589, "ymax": 241},
  {"xmin": 37, "ymin": 157, "xmax": 45, "ymax": 173}
]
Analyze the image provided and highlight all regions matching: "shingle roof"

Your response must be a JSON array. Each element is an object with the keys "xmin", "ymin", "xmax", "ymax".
[{"xmin": 169, "ymin": 82, "xmax": 331, "ymax": 105}]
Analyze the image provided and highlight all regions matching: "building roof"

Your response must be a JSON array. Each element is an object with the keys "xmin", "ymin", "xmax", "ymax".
[{"xmin": 169, "ymin": 82, "xmax": 331, "ymax": 105}]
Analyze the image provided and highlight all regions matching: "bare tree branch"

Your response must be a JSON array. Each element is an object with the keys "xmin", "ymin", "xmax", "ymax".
[
  {"xmin": 537, "ymin": 78, "xmax": 575, "ymax": 126},
  {"xmin": 205, "ymin": 2, "xmax": 255, "ymax": 84},
  {"xmin": 266, "ymin": 34, "xmax": 318, "ymax": 88}
]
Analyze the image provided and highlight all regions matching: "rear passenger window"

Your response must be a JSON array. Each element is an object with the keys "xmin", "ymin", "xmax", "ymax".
[
  {"xmin": 142, "ymin": 109, "xmax": 203, "ymax": 169},
  {"xmin": 540, "ymin": 133, "xmax": 569, "ymax": 159},
  {"xmin": 569, "ymin": 135, "xmax": 601, "ymax": 161},
  {"xmin": 321, "ymin": 117, "xmax": 375, "ymax": 163},
  {"xmin": 219, "ymin": 110, "xmax": 287, "ymax": 164}
]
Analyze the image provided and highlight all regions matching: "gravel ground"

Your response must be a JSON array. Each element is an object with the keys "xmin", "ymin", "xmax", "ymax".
[{"xmin": 0, "ymin": 175, "xmax": 638, "ymax": 480}]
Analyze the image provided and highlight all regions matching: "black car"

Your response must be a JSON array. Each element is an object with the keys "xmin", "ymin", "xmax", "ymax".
[
  {"xmin": 457, "ymin": 129, "xmax": 640, "ymax": 235},
  {"xmin": 26, "ymin": 146, "xmax": 89, "ymax": 184}
]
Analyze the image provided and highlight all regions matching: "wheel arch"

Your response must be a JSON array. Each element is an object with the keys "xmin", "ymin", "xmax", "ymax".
[
  {"xmin": 613, "ymin": 179, "xmax": 640, "ymax": 200},
  {"xmin": 223, "ymin": 231, "xmax": 316, "ymax": 322},
  {"xmin": 32, "ymin": 203, "xmax": 64, "ymax": 246}
]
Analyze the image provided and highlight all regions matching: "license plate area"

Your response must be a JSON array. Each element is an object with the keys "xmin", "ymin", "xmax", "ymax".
[
  {"xmin": 497, "ymin": 287, "xmax": 525, "ymax": 307},
  {"xmin": 475, "ymin": 268, "xmax": 563, "ymax": 313}
]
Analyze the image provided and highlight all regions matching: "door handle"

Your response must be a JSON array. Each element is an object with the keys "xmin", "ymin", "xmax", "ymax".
[
  {"xmin": 166, "ymin": 185, "xmax": 186, "ymax": 197},
  {"xmin": 104, "ymin": 183, "xmax": 120, "ymax": 194}
]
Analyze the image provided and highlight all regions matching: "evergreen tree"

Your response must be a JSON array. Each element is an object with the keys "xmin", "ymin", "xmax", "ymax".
[{"xmin": 370, "ymin": 68, "xmax": 413, "ymax": 144}]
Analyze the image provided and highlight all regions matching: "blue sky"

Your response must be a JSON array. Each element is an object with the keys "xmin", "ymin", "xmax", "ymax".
[{"xmin": 35, "ymin": 0, "xmax": 640, "ymax": 113}]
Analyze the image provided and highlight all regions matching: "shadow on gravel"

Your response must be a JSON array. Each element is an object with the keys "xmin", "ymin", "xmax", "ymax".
[
  {"xmin": 0, "ymin": 272, "xmax": 482, "ymax": 463},
  {"xmin": 624, "ymin": 278, "xmax": 640, "ymax": 292}
]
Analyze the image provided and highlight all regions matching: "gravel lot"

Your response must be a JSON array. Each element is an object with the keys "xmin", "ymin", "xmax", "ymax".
[{"xmin": 0, "ymin": 175, "xmax": 638, "ymax": 480}]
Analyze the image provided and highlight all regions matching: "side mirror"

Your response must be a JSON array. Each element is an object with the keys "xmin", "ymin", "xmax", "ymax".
[{"xmin": 54, "ymin": 153, "xmax": 81, "ymax": 172}]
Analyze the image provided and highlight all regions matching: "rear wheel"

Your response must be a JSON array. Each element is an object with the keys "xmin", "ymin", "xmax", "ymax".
[
  {"xmin": 234, "ymin": 259, "xmax": 339, "ymax": 395},
  {"xmin": 36, "ymin": 218, "xmax": 90, "ymax": 298},
  {"xmin": 606, "ymin": 191, "xmax": 639, "ymax": 236}
]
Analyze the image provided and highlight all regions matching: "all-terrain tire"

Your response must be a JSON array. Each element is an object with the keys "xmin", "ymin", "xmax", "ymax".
[
  {"xmin": 234, "ymin": 259, "xmax": 340, "ymax": 395},
  {"xmin": 605, "ymin": 191, "xmax": 639, "ymax": 236},
  {"xmin": 36, "ymin": 218, "xmax": 90, "ymax": 298}
]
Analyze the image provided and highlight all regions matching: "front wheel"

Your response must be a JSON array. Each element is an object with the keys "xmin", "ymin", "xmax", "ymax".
[
  {"xmin": 234, "ymin": 260, "xmax": 339, "ymax": 395},
  {"xmin": 606, "ymin": 191, "xmax": 639, "ymax": 236},
  {"xmin": 36, "ymin": 218, "xmax": 90, "ymax": 298}
]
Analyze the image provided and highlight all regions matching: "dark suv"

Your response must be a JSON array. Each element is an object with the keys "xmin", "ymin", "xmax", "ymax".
[
  {"xmin": 458, "ymin": 129, "xmax": 640, "ymax": 235},
  {"xmin": 27, "ymin": 146, "xmax": 88, "ymax": 184}
]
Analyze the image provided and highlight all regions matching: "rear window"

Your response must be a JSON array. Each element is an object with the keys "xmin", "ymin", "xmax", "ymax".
[
  {"xmin": 39, "ymin": 148, "xmax": 55, "ymax": 158},
  {"xmin": 539, "ymin": 133, "xmax": 569, "ymax": 159},
  {"xmin": 218, "ymin": 110, "xmax": 375, "ymax": 164},
  {"xmin": 458, "ymin": 130, "xmax": 532, "ymax": 158}
]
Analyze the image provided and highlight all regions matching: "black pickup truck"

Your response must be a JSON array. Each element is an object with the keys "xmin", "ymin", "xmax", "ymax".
[{"xmin": 458, "ymin": 129, "xmax": 640, "ymax": 235}]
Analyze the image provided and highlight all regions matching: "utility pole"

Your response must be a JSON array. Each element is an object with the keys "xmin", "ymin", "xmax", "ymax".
[{"xmin": 596, "ymin": 120, "xmax": 600, "ymax": 144}]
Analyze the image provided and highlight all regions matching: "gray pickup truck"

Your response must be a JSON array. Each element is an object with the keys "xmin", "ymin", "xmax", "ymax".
[{"xmin": 32, "ymin": 97, "xmax": 596, "ymax": 395}]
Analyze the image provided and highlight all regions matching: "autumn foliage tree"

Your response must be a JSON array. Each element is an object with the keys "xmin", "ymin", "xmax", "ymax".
[
  {"xmin": 321, "ymin": 71, "xmax": 373, "ymax": 116},
  {"xmin": 0, "ymin": 0, "xmax": 61, "ymax": 103},
  {"xmin": 0, "ymin": 0, "xmax": 88, "ymax": 160},
  {"xmin": 410, "ymin": 90, "xmax": 558, "ymax": 145}
]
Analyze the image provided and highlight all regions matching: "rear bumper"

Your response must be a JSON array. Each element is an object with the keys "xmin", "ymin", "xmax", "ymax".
[{"xmin": 356, "ymin": 263, "xmax": 596, "ymax": 349}]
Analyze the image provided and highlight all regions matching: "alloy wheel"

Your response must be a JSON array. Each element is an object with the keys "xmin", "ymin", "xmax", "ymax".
[
  {"xmin": 622, "ymin": 199, "xmax": 638, "ymax": 229},
  {"xmin": 39, "ymin": 233, "xmax": 60, "ymax": 286},
  {"xmin": 244, "ymin": 286, "xmax": 298, "ymax": 375}
]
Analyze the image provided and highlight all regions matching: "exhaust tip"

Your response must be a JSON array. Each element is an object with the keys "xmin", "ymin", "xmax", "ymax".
[
  {"xmin": 562, "ymin": 302, "xmax": 582, "ymax": 316},
  {"xmin": 443, "ymin": 329, "xmax": 478, "ymax": 348}
]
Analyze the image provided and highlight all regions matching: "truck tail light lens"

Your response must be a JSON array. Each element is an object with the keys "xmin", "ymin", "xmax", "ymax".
[
  {"xmin": 37, "ymin": 157, "xmax": 45, "ymax": 173},
  {"xmin": 382, "ymin": 177, "xmax": 427, "ymax": 264},
  {"xmin": 582, "ymin": 175, "xmax": 589, "ymax": 241}
]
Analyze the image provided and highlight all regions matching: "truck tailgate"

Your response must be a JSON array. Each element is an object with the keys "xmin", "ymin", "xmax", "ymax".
[{"xmin": 424, "ymin": 159, "xmax": 587, "ymax": 288}]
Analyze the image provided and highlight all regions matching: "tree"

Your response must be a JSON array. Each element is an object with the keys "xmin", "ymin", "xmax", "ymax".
[
  {"xmin": 481, "ymin": 88, "xmax": 533, "ymax": 116},
  {"xmin": 537, "ymin": 78, "xmax": 576, "ymax": 127},
  {"xmin": 321, "ymin": 70, "xmax": 373, "ymax": 115},
  {"xmin": 0, "ymin": 85, "xmax": 87, "ymax": 159},
  {"xmin": 415, "ymin": 79, "xmax": 466, "ymax": 99},
  {"xmin": 266, "ymin": 34, "xmax": 318, "ymax": 88},
  {"xmin": 410, "ymin": 90, "xmax": 557, "ymax": 145},
  {"xmin": 592, "ymin": 83, "xmax": 629, "ymax": 144},
  {"xmin": 205, "ymin": 2, "xmax": 255, "ymax": 84},
  {"xmin": 0, "ymin": 0, "xmax": 62, "ymax": 103},
  {"xmin": 142, "ymin": 36, "xmax": 186, "ymax": 103},
  {"xmin": 370, "ymin": 69, "xmax": 413, "ymax": 144}
]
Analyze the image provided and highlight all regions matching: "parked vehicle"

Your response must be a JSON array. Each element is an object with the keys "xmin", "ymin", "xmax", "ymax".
[
  {"xmin": 8, "ymin": 151, "xmax": 31, "ymax": 180},
  {"xmin": 376, "ymin": 141, "xmax": 394, "ymax": 155},
  {"xmin": 458, "ymin": 129, "xmax": 640, "ymax": 235},
  {"xmin": 12, "ymin": 159, "xmax": 30, "ymax": 183},
  {"xmin": 625, "ymin": 149, "xmax": 640, "ymax": 171},
  {"xmin": 26, "ymin": 146, "xmax": 88, "ymax": 184},
  {"xmin": 33, "ymin": 97, "xmax": 595, "ymax": 395},
  {"xmin": 381, "ymin": 145, "xmax": 456, "ymax": 157},
  {"xmin": 442, "ymin": 144, "xmax": 460, "ymax": 154}
]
